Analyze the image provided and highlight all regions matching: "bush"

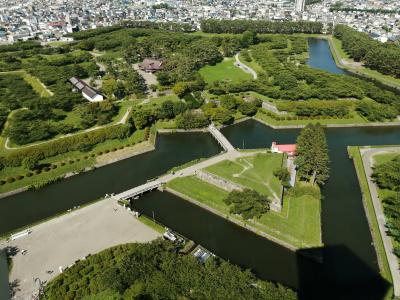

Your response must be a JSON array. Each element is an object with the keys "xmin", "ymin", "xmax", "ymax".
[
  {"xmin": 6, "ymin": 177, "xmax": 15, "ymax": 183},
  {"xmin": 0, "ymin": 180, "xmax": 5, "ymax": 185},
  {"xmin": 26, "ymin": 172, "xmax": 33, "ymax": 177},
  {"xmin": 16, "ymin": 175, "xmax": 24, "ymax": 180}
]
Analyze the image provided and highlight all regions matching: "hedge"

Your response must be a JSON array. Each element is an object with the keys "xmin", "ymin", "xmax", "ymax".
[{"xmin": 4, "ymin": 124, "xmax": 132, "ymax": 167}]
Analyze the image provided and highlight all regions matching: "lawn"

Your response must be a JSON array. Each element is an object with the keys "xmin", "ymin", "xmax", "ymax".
[
  {"xmin": 204, "ymin": 153, "xmax": 283, "ymax": 199},
  {"xmin": 348, "ymin": 146, "xmax": 393, "ymax": 294},
  {"xmin": 139, "ymin": 94, "xmax": 181, "ymax": 108},
  {"xmin": 167, "ymin": 153, "xmax": 322, "ymax": 248},
  {"xmin": 199, "ymin": 57, "xmax": 253, "ymax": 84},
  {"xmin": 373, "ymin": 152, "xmax": 399, "ymax": 166},
  {"xmin": 167, "ymin": 176, "xmax": 229, "ymax": 213},
  {"xmin": 167, "ymin": 175, "xmax": 322, "ymax": 248}
]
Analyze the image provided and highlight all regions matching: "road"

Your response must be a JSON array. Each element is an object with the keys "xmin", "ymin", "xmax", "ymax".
[
  {"xmin": 361, "ymin": 146, "xmax": 400, "ymax": 297},
  {"xmin": 3, "ymin": 197, "xmax": 160, "ymax": 300},
  {"xmin": 234, "ymin": 53, "xmax": 257, "ymax": 80}
]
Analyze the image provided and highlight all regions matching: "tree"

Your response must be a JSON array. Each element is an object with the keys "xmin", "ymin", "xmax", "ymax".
[
  {"xmin": 238, "ymin": 102, "xmax": 257, "ymax": 116},
  {"xmin": 241, "ymin": 31, "xmax": 257, "ymax": 47},
  {"xmin": 224, "ymin": 189, "xmax": 270, "ymax": 219},
  {"xmin": 22, "ymin": 155, "xmax": 40, "ymax": 170},
  {"xmin": 211, "ymin": 107, "xmax": 234, "ymax": 125},
  {"xmin": 274, "ymin": 168, "xmax": 291, "ymax": 188},
  {"xmin": 220, "ymin": 94, "xmax": 238, "ymax": 110},
  {"xmin": 132, "ymin": 109, "xmax": 154, "ymax": 129},
  {"xmin": 172, "ymin": 82, "xmax": 189, "ymax": 98},
  {"xmin": 295, "ymin": 124, "xmax": 330, "ymax": 185},
  {"xmin": 159, "ymin": 100, "xmax": 175, "ymax": 119}
]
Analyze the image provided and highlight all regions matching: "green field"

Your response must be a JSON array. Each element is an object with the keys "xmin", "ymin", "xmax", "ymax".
[
  {"xmin": 199, "ymin": 57, "xmax": 253, "ymax": 84},
  {"xmin": 167, "ymin": 153, "xmax": 322, "ymax": 248},
  {"xmin": 204, "ymin": 153, "xmax": 283, "ymax": 199},
  {"xmin": 348, "ymin": 146, "xmax": 393, "ymax": 295}
]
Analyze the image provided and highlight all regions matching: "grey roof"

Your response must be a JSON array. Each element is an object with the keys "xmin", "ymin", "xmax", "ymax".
[
  {"xmin": 69, "ymin": 76, "xmax": 102, "ymax": 100},
  {"xmin": 82, "ymin": 86, "xmax": 98, "ymax": 99}
]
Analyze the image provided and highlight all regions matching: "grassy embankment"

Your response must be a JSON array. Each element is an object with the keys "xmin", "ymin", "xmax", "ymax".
[
  {"xmin": 0, "ymin": 129, "xmax": 147, "ymax": 194},
  {"xmin": 199, "ymin": 57, "xmax": 253, "ymax": 85},
  {"xmin": 372, "ymin": 151, "xmax": 400, "ymax": 260},
  {"xmin": 348, "ymin": 146, "xmax": 393, "ymax": 295},
  {"xmin": 167, "ymin": 153, "xmax": 322, "ymax": 248},
  {"xmin": 0, "ymin": 94, "xmax": 185, "ymax": 194},
  {"xmin": 329, "ymin": 37, "xmax": 400, "ymax": 90}
]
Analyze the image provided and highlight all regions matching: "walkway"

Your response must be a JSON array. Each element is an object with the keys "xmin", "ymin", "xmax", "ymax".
[
  {"xmin": 361, "ymin": 146, "xmax": 400, "ymax": 297},
  {"xmin": 234, "ymin": 53, "xmax": 257, "ymax": 80},
  {"xmin": 207, "ymin": 124, "xmax": 236, "ymax": 152},
  {"xmin": 3, "ymin": 197, "xmax": 160, "ymax": 300}
]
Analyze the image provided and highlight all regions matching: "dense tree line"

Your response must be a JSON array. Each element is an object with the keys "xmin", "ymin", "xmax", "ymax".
[
  {"xmin": 277, "ymin": 100, "xmax": 351, "ymax": 117},
  {"xmin": 207, "ymin": 37, "xmax": 400, "ymax": 120},
  {"xmin": 201, "ymin": 20, "xmax": 323, "ymax": 34},
  {"xmin": 0, "ymin": 40, "xmax": 41, "ymax": 53},
  {"xmin": 295, "ymin": 124, "xmax": 330, "ymax": 186},
  {"xmin": 1, "ymin": 124, "xmax": 132, "ymax": 167},
  {"xmin": 43, "ymin": 240, "xmax": 297, "ymax": 299},
  {"xmin": 356, "ymin": 101, "xmax": 398, "ymax": 122},
  {"xmin": 334, "ymin": 25, "xmax": 400, "ymax": 78},
  {"xmin": 372, "ymin": 156, "xmax": 400, "ymax": 257}
]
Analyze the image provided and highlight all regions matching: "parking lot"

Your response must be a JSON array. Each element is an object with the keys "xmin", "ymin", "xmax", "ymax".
[{"xmin": 4, "ymin": 198, "xmax": 160, "ymax": 299}]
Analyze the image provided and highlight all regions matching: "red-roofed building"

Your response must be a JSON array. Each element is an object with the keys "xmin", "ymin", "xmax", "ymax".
[{"xmin": 271, "ymin": 142, "xmax": 297, "ymax": 156}]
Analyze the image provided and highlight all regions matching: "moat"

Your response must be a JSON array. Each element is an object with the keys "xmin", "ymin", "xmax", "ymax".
[{"xmin": 1, "ymin": 39, "xmax": 399, "ymax": 298}]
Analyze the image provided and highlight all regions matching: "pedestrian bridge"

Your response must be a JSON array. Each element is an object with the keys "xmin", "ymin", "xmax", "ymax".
[
  {"xmin": 113, "ymin": 180, "xmax": 162, "ymax": 201},
  {"xmin": 207, "ymin": 124, "xmax": 236, "ymax": 152}
]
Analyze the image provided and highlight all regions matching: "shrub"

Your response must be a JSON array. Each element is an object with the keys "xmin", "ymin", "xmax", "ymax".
[
  {"xmin": 69, "ymin": 160, "xmax": 75, "ymax": 164},
  {"xmin": 0, "ymin": 180, "xmax": 5, "ymax": 185},
  {"xmin": 16, "ymin": 175, "xmax": 24, "ymax": 180},
  {"xmin": 60, "ymin": 162, "xmax": 66, "ymax": 166},
  {"xmin": 26, "ymin": 172, "xmax": 33, "ymax": 177},
  {"xmin": 43, "ymin": 166, "xmax": 50, "ymax": 172},
  {"xmin": 6, "ymin": 177, "xmax": 15, "ymax": 183}
]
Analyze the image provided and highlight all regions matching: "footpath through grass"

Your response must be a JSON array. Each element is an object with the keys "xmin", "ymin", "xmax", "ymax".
[
  {"xmin": 199, "ymin": 57, "xmax": 253, "ymax": 85},
  {"xmin": 348, "ymin": 146, "xmax": 393, "ymax": 294},
  {"xmin": 167, "ymin": 153, "xmax": 322, "ymax": 249},
  {"xmin": 204, "ymin": 153, "xmax": 283, "ymax": 198}
]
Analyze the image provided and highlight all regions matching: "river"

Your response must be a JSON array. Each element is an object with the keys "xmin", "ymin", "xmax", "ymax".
[{"xmin": 1, "ymin": 38, "xmax": 399, "ymax": 299}]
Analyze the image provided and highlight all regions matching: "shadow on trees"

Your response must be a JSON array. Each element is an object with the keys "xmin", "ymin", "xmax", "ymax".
[{"xmin": 296, "ymin": 245, "xmax": 390, "ymax": 300}]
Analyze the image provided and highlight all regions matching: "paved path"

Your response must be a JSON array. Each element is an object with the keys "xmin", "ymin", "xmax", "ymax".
[
  {"xmin": 3, "ymin": 197, "xmax": 160, "ymax": 300},
  {"xmin": 234, "ymin": 53, "xmax": 257, "ymax": 79},
  {"xmin": 361, "ymin": 146, "xmax": 400, "ymax": 297},
  {"xmin": 207, "ymin": 124, "xmax": 236, "ymax": 152}
]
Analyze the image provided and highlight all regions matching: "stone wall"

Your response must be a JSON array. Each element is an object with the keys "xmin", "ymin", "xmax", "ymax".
[{"xmin": 196, "ymin": 170, "xmax": 243, "ymax": 192}]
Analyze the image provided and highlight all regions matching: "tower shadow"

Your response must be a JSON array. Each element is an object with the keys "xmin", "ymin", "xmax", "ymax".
[{"xmin": 296, "ymin": 245, "xmax": 391, "ymax": 300}]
